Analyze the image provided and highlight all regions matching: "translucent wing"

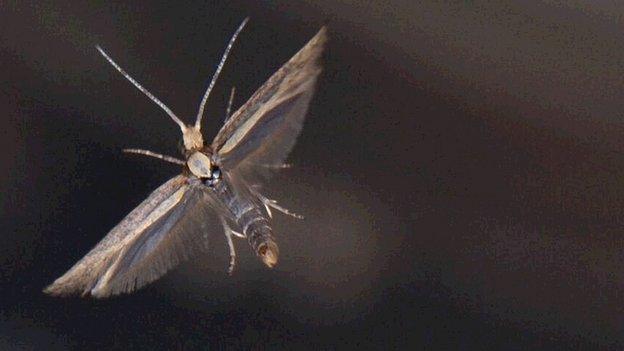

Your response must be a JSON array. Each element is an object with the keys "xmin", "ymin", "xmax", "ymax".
[
  {"xmin": 44, "ymin": 175, "xmax": 217, "ymax": 298},
  {"xmin": 211, "ymin": 27, "xmax": 327, "ymax": 179}
]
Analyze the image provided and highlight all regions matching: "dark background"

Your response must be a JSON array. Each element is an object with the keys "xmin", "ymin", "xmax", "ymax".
[{"xmin": 1, "ymin": 1, "xmax": 624, "ymax": 349}]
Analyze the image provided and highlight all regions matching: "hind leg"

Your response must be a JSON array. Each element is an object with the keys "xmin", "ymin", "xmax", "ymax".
[{"xmin": 220, "ymin": 217, "xmax": 245, "ymax": 275}]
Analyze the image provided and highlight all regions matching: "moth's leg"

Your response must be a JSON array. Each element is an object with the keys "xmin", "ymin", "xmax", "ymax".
[
  {"xmin": 250, "ymin": 188, "xmax": 304, "ymax": 219},
  {"xmin": 123, "ymin": 149, "xmax": 185, "ymax": 165},
  {"xmin": 260, "ymin": 163, "xmax": 292, "ymax": 169},
  {"xmin": 224, "ymin": 86, "xmax": 236, "ymax": 122},
  {"xmin": 246, "ymin": 162, "xmax": 293, "ymax": 170},
  {"xmin": 220, "ymin": 217, "xmax": 245, "ymax": 275},
  {"xmin": 265, "ymin": 199, "xmax": 304, "ymax": 219}
]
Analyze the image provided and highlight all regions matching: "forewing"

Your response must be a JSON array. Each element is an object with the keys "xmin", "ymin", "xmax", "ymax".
[
  {"xmin": 212, "ymin": 27, "xmax": 327, "ymax": 179},
  {"xmin": 44, "ymin": 176, "xmax": 217, "ymax": 298}
]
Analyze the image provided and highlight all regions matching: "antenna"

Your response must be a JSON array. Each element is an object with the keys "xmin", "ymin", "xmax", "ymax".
[
  {"xmin": 195, "ymin": 17, "xmax": 249, "ymax": 130},
  {"xmin": 96, "ymin": 45, "xmax": 187, "ymax": 132},
  {"xmin": 225, "ymin": 86, "xmax": 236, "ymax": 121}
]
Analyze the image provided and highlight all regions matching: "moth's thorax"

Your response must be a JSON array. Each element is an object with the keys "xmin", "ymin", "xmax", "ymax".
[
  {"xmin": 182, "ymin": 126, "xmax": 204, "ymax": 151},
  {"xmin": 187, "ymin": 151, "xmax": 212, "ymax": 178}
]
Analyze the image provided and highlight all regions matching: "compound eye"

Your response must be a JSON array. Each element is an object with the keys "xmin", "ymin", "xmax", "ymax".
[{"xmin": 212, "ymin": 168, "xmax": 221, "ymax": 180}]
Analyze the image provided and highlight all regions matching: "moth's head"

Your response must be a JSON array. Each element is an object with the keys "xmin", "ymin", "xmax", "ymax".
[
  {"xmin": 181, "ymin": 125, "xmax": 204, "ymax": 151},
  {"xmin": 187, "ymin": 150, "xmax": 212, "ymax": 178}
]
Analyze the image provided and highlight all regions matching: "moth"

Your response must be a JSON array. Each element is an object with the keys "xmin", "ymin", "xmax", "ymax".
[{"xmin": 44, "ymin": 19, "xmax": 326, "ymax": 298}]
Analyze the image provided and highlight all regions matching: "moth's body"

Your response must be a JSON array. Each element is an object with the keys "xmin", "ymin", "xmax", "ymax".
[
  {"xmin": 210, "ymin": 170, "xmax": 279, "ymax": 267},
  {"xmin": 44, "ymin": 20, "xmax": 326, "ymax": 298},
  {"xmin": 185, "ymin": 146, "xmax": 278, "ymax": 267}
]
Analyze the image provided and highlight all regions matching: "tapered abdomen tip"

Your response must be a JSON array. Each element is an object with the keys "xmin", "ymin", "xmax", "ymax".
[{"xmin": 258, "ymin": 242, "xmax": 279, "ymax": 268}]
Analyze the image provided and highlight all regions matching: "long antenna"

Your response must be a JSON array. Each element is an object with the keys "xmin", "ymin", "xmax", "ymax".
[
  {"xmin": 195, "ymin": 17, "xmax": 249, "ymax": 130},
  {"xmin": 96, "ymin": 45, "xmax": 187, "ymax": 132}
]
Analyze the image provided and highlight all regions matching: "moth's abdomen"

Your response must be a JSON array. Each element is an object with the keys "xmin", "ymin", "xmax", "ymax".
[
  {"xmin": 213, "ymin": 176, "xmax": 279, "ymax": 268},
  {"xmin": 239, "ymin": 210, "xmax": 278, "ymax": 267}
]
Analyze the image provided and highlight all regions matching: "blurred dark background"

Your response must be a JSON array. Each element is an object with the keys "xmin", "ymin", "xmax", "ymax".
[{"xmin": 2, "ymin": 1, "xmax": 624, "ymax": 349}]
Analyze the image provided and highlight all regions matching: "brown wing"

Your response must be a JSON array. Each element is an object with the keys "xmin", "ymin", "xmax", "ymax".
[
  {"xmin": 211, "ymin": 27, "xmax": 326, "ymax": 179},
  {"xmin": 44, "ymin": 176, "xmax": 217, "ymax": 298}
]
